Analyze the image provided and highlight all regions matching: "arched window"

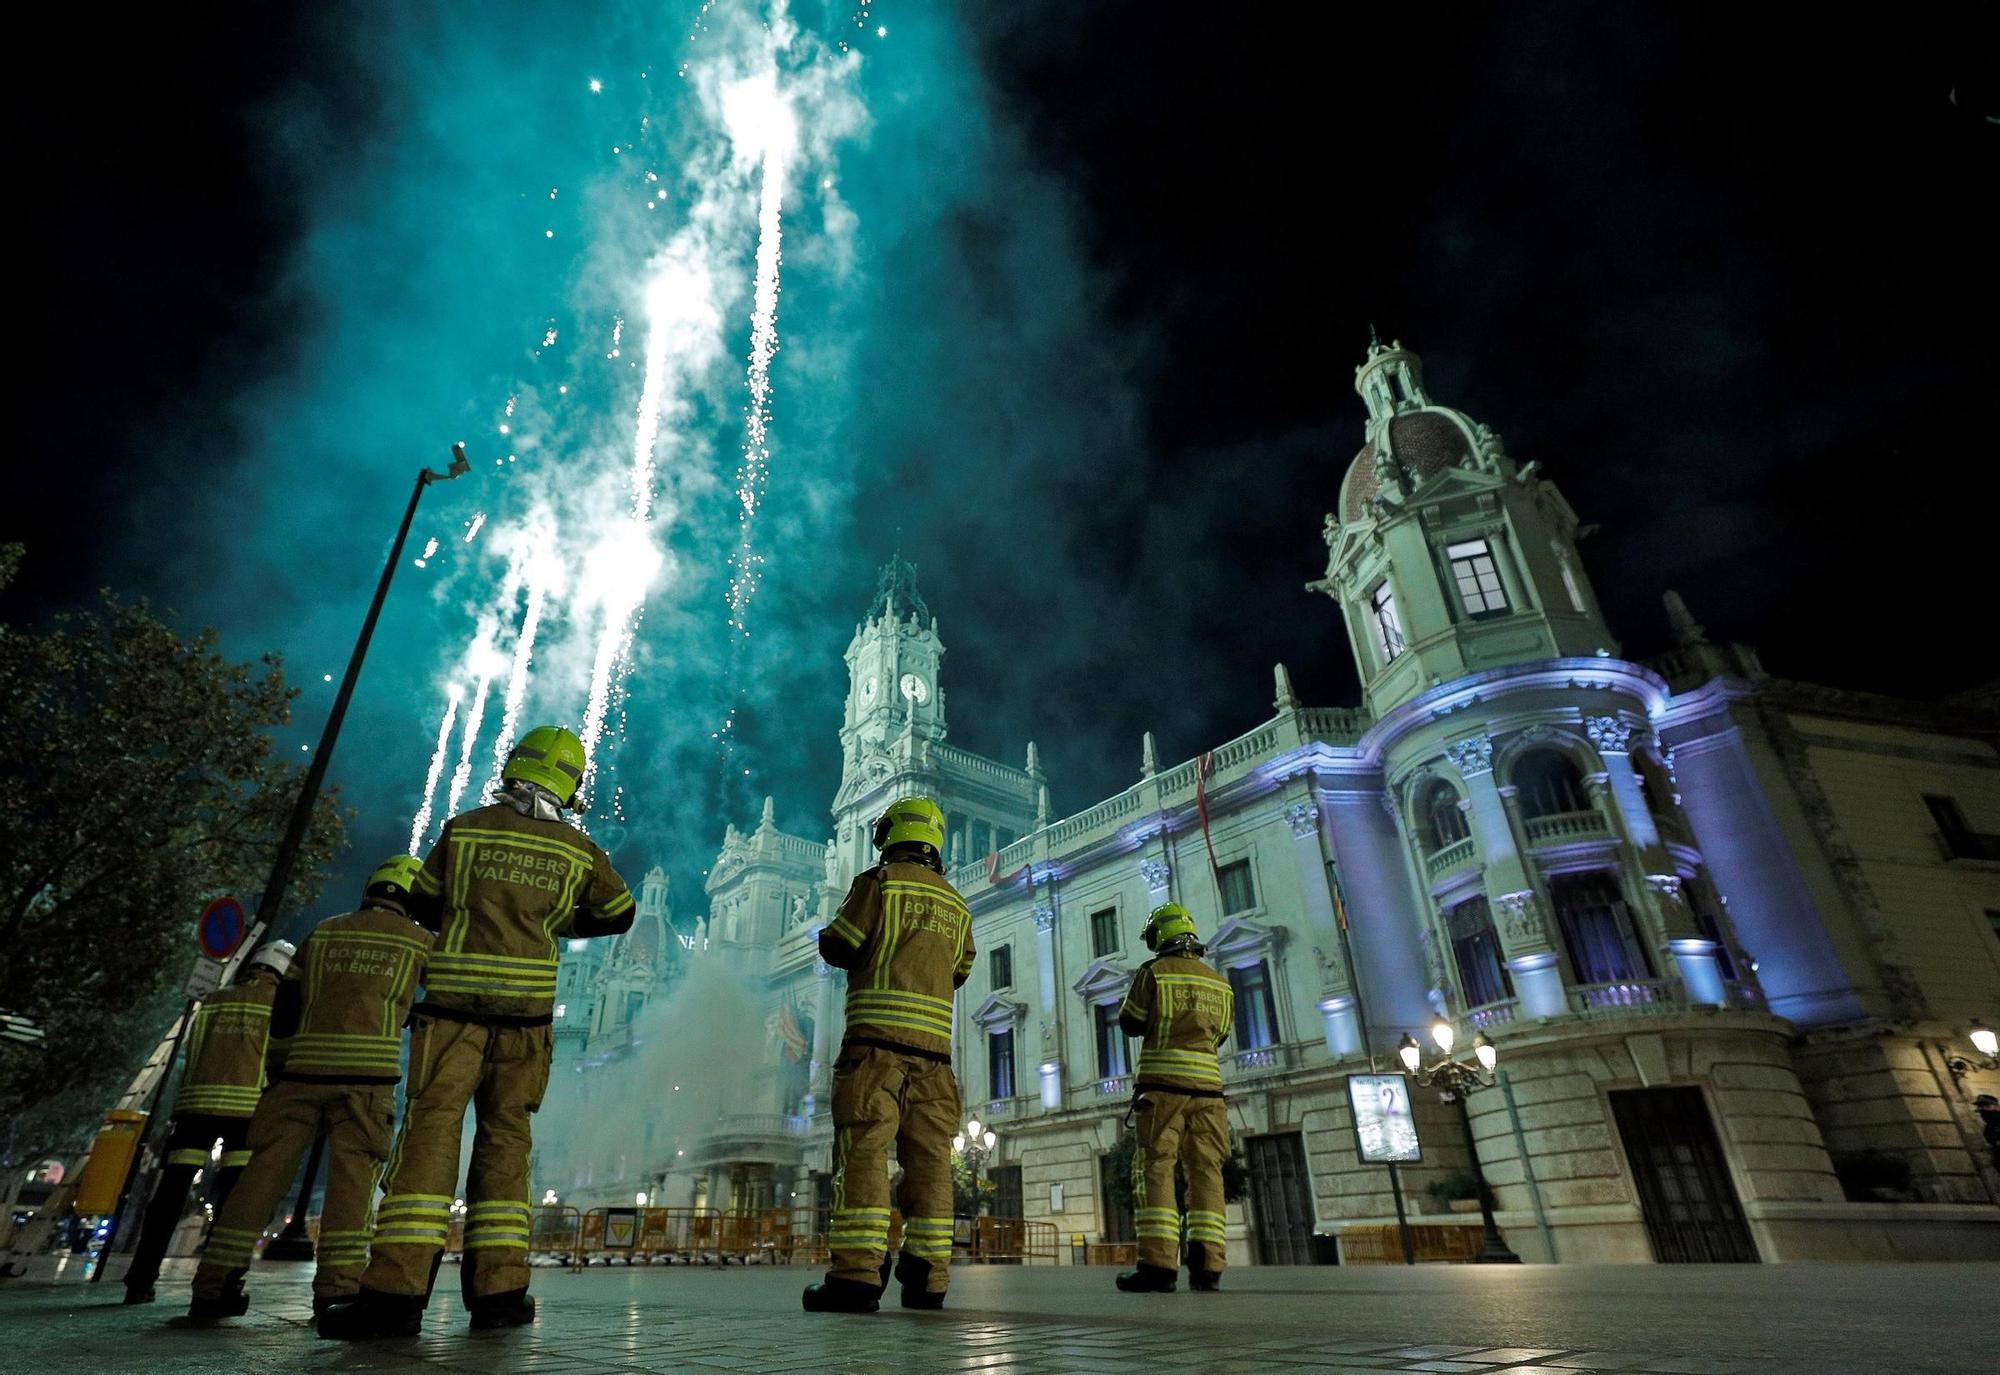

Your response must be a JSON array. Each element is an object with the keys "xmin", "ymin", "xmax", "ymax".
[
  {"xmin": 1444, "ymin": 896, "xmax": 1512, "ymax": 1008},
  {"xmin": 1548, "ymin": 871, "xmax": 1654, "ymax": 984},
  {"xmin": 1513, "ymin": 748, "xmax": 1589, "ymax": 820},
  {"xmin": 1416, "ymin": 779, "xmax": 1470, "ymax": 852}
]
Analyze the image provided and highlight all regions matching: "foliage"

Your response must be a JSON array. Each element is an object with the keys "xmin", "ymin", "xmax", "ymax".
[
  {"xmin": 950, "ymin": 1150, "xmax": 996, "ymax": 1217},
  {"xmin": 1425, "ymin": 1168, "xmax": 1482, "ymax": 1204},
  {"xmin": 1831, "ymin": 1150, "xmax": 1915, "ymax": 1202},
  {"xmin": 1103, "ymin": 1127, "xmax": 1250, "ymax": 1210},
  {"xmin": 0, "ymin": 547, "xmax": 347, "ymax": 1160}
]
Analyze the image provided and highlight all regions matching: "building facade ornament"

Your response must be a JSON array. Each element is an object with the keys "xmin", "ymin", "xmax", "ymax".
[
  {"xmin": 1032, "ymin": 901, "xmax": 1057, "ymax": 933},
  {"xmin": 1494, "ymin": 889, "xmax": 1547, "ymax": 946},
  {"xmin": 1285, "ymin": 801, "xmax": 1321, "ymax": 838},
  {"xmin": 1644, "ymin": 873, "xmax": 1685, "ymax": 903},
  {"xmin": 1138, "ymin": 857, "xmax": 1172, "ymax": 895},
  {"xmin": 1444, "ymin": 733, "xmax": 1495, "ymax": 778},
  {"xmin": 1586, "ymin": 715, "xmax": 1636, "ymax": 755}
]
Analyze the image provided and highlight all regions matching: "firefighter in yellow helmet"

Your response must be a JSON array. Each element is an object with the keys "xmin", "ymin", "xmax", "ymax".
[
  {"xmin": 322, "ymin": 727, "xmax": 633, "ymax": 1339},
  {"xmin": 122, "ymin": 939, "xmax": 294, "ymax": 1306},
  {"xmin": 803, "ymin": 796, "xmax": 973, "ymax": 1314},
  {"xmin": 1116, "ymin": 902, "xmax": 1233, "ymax": 1293},
  {"xmin": 180, "ymin": 857, "xmax": 434, "ymax": 1325}
]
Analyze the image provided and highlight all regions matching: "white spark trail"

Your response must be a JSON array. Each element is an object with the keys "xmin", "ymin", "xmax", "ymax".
[
  {"xmin": 486, "ymin": 552, "xmax": 552, "ymax": 798},
  {"xmin": 725, "ymin": 135, "xmax": 788, "ymax": 639},
  {"xmin": 441, "ymin": 672, "xmax": 496, "ymax": 831},
  {"xmin": 409, "ymin": 684, "xmax": 464, "ymax": 856}
]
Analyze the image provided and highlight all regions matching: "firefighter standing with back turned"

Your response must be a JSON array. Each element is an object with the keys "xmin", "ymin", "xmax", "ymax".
[
  {"xmin": 321, "ymin": 726, "xmax": 633, "ymax": 1339},
  {"xmin": 803, "ymin": 796, "xmax": 973, "ymax": 1314},
  {"xmin": 121, "ymin": 940, "xmax": 295, "ymax": 1306},
  {"xmin": 179, "ymin": 857, "xmax": 434, "ymax": 1325},
  {"xmin": 1116, "ymin": 902, "xmax": 1234, "ymax": 1293}
]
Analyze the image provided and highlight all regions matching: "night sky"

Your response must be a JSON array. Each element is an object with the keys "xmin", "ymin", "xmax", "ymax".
[{"xmin": 10, "ymin": 3, "xmax": 1997, "ymax": 935}]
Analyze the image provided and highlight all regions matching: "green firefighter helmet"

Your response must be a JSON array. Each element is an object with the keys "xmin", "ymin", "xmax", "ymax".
[
  {"xmin": 871, "ymin": 796, "xmax": 946, "ymax": 854},
  {"xmin": 502, "ymin": 725, "xmax": 587, "ymax": 805},
  {"xmin": 1141, "ymin": 902, "xmax": 1199, "ymax": 952},
  {"xmin": 365, "ymin": 854, "xmax": 425, "ymax": 900}
]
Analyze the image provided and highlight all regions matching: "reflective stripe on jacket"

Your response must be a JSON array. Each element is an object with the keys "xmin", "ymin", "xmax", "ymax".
[
  {"xmin": 279, "ymin": 904, "xmax": 434, "ymax": 1081},
  {"xmin": 819, "ymin": 860, "xmax": 973, "ymax": 1058},
  {"xmin": 177, "ymin": 980, "xmax": 277, "ymax": 1118},
  {"xmin": 416, "ymin": 801, "xmax": 633, "ymax": 1017},
  {"xmin": 1119, "ymin": 953, "xmax": 1233, "ymax": 1091}
]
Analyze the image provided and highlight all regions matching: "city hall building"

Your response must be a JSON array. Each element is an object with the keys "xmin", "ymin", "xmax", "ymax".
[{"xmin": 546, "ymin": 340, "xmax": 2000, "ymax": 1264}]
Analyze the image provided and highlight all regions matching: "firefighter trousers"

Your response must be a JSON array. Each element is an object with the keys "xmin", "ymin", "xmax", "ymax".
[
  {"xmin": 191, "ymin": 1080, "xmax": 397, "ymax": 1300},
  {"xmin": 124, "ymin": 1114, "xmax": 251, "ymax": 1292},
  {"xmin": 826, "ymin": 1042, "xmax": 959, "ymax": 1293},
  {"xmin": 359, "ymin": 1016, "xmax": 551, "ymax": 1303},
  {"xmin": 1132, "ymin": 1089, "xmax": 1229, "ymax": 1274}
]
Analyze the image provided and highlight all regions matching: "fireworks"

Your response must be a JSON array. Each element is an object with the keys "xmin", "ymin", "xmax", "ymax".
[
  {"xmin": 485, "ymin": 531, "xmax": 556, "ymax": 799},
  {"xmin": 409, "ymin": 684, "xmax": 464, "ymax": 856}
]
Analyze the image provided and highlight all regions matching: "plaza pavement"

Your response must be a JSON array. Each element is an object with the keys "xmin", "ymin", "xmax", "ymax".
[{"xmin": 0, "ymin": 1254, "xmax": 1988, "ymax": 1374}]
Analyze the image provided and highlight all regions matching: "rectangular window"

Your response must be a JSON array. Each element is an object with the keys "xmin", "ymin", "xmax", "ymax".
[
  {"xmin": 1099, "ymin": 1154, "xmax": 1135, "ymax": 1242},
  {"xmin": 1549, "ymin": 872, "xmax": 1655, "ymax": 984},
  {"xmin": 990, "ymin": 944, "xmax": 1013, "ymax": 989},
  {"xmin": 1370, "ymin": 580, "xmax": 1406, "ymax": 662},
  {"xmin": 1446, "ymin": 538, "xmax": 1510, "ymax": 617},
  {"xmin": 1090, "ymin": 907, "xmax": 1120, "ymax": 958},
  {"xmin": 988, "ymin": 1029, "xmax": 1016, "ymax": 1100},
  {"xmin": 1094, "ymin": 1002, "xmax": 1131, "ymax": 1078},
  {"xmin": 1228, "ymin": 960, "xmax": 1281, "ymax": 1050},
  {"xmin": 989, "ymin": 1164, "xmax": 1024, "ymax": 1220},
  {"xmin": 1219, "ymin": 859, "xmax": 1257, "ymax": 915},
  {"xmin": 1444, "ymin": 897, "xmax": 1513, "ymax": 1007}
]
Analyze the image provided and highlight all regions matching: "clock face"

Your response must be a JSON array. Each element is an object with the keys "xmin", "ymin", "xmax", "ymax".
[
  {"xmin": 862, "ymin": 675, "xmax": 878, "ymax": 702},
  {"xmin": 899, "ymin": 673, "xmax": 930, "ymax": 705}
]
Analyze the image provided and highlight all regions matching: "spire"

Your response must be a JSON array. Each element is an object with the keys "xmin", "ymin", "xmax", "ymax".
[
  {"xmin": 1025, "ymin": 740, "xmax": 1042, "ymax": 776},
  {"xmin": 1141, "ymin": 731, "xmax": 1159, "ymax": 779},
  {"xmin": 869, "ymin": 548, "xmax": 931, "ymax": 626},
  {"xmin": 1354, "ymin": 335, "xmax": 1430, "ymax": 423},
  {"xmin": 1273, "ymin": 662, "xmax": 1301, "ymax": 713},
  {"xmin": 1663, "ymin": 590, "xmax": 1708, "ymax": 647},
  {"xmin": 759, "ymin": 795, "xmax": 777, "ymax": 832}
]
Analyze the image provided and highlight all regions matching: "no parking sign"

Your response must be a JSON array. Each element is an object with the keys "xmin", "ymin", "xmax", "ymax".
[{"xmin": 197, "ymin": 896, "xmax": 248, "ymax": 961}]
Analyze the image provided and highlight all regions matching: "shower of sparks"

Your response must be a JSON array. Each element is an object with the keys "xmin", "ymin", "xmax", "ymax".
[
  {"xmin": 464, "ymin": 511, "xmax": 487, "ymax": 543},
  {"xmin": 414, "ymin": 536, "xmax": 440, "ymax": 568},
  {"xmin": 441, "ymin": 670, "xmax": 496, "ymax": 829},
  {"xmin": 724, "ymin": 83, "xmax": 796, "ymax": 642},
  {"xmin": 409, "ymin": 684, "xmax": 464, "ymax": 856},
  {"xmin": 542, "ymin": 325, "xmax": 559, "ymax": 347},
  {"xmin": 485, "ymin": 545, "xmax": 553, "ymax": 798}
]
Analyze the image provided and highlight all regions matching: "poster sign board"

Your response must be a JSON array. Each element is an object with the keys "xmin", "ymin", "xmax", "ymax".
[
  {"xmin": 184, "ymin": 955, "xmax": 227, "ymax": 1001},
  {"xmin": 604, "ymin": 1208, "xmax": 639, "ymax": 1249},
  {"xmin": 1348, "ymin": 1073, "xmax": 1422, "ymax": 1164}
]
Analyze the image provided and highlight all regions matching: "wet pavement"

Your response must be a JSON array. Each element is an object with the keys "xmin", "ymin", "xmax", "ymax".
[{"xmin": 0, "ymin": 1254, "xmax": 1988, "ymax": 1374}]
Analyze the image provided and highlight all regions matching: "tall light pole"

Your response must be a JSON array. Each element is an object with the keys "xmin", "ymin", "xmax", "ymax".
[
  {"xmin": 953, "ymin": 1116, "xmax": 997, "ymax": 1260},
  {"xmin": 1399, "ymin": 1019, "xmax": 1520, "ymax": 1264},
  {"xmin": 259, "ymin": 446, "xmax": 472, "ymax": 1266}
]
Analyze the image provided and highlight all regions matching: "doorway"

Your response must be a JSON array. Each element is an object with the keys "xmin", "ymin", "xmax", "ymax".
[
  {"xmin": 1609, "ymin": 1086, "xmax": 1758, "ymax": 1263},
  {"xmin": 1245, "ymin": 1131, "xmax": 1316, "ymax": 1265}
]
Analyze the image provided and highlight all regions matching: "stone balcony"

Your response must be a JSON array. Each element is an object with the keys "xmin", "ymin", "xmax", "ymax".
[
  {"xmin": 1523, "ymin": 809, "xmax": 1611, "ymax": 846},
  {"xmin": 1424, "ymin": 835, "xmax": 1478, "ymax": 883},
  {"xmin": 1467, "ymin": 978, "xmax": 1766, "ymax": 1036},
  {"xmin": 683, "ymin": 1113, "xmax": 808, "ymax": 1169}
]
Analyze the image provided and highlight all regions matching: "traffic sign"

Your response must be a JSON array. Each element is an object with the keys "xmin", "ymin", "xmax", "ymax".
[
  {"xmin": 198, "ymin": 896, "xmax": 248, "ymax": 960},
  {"xmin": 184, "ymin": 955, "xmax": 226, "ymax": 1001}
]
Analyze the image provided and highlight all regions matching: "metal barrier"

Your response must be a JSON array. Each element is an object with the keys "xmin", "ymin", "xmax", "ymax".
[
  {"xmin": 439, "ymin": 1205, "xmax": 582, "ymax": 1267},
  {"xmin": 1339, "ymin": 1223, "xmax": 1484, "ymax": 1264},
  {"xmin": 570, "ymin": 1207, "xmax": 1059, "ymax": 1268}
]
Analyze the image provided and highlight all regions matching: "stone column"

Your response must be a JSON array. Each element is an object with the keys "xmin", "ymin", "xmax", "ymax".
[
  {"xmin": 1446, "ymin": 733, "xmax": 1566, "ymax": 1018},
  {"xmin": 1648, "ymin": 874, "xmax": 1725, "ymax": 1005},
  {"xmin": 1587, "ymin": 715, "xmax": 1714, "ymax": 998},
  {"xmin": 1033, "ymin": 898, "xmax": 1064, "ymax": 1110},
  {"xmin": 1586, "ymin": 716, "xmax": 1664, "ymax": 854},
  {"xmin": 1285, "ymin": 796, "xmax": 1362, "ymax": 1057}
]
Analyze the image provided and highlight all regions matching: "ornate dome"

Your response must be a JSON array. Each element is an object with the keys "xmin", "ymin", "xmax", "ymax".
[{"xmin": 1339, "ymin": 409, "xmax": 1476, "ymax": 523}]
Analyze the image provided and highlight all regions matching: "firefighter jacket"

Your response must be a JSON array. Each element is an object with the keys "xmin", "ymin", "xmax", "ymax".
[
  {"xmin": 271, "ymin": 901, "xmax": 434, "ymax": 1083},
  {"xmin": 818, "ymin": 856, "xmax": 973, "ymax": 1059},
  {"xmin": 176, "ymin": 976, "xmax": 280, "ymax": 1117},
  {"xmin": 410, "ymin": 801, "xmax": 634, "ymax": 1020},
  {"xmin": 1118, "ymin": 950, "xmax": 1233, "ymax": 1093}
]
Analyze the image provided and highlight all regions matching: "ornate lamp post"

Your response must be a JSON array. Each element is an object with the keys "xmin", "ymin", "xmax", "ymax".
[
  {"xmin": 1398, "ymin": 1018, "xmax": 1520, "ymax": 1264},
  {"xmin": 1944, "ymin": 1020, "xmax": 1999, "ymax": 1082},
  {"xmin": 952, "ymin": 1116, "xmax": 997, "ymax": 1260}
]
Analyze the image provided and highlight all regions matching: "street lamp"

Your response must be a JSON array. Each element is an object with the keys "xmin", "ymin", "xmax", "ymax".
[
  {"xmin": 1397, "ymin": 1019, "xmax": 1519, "ymax": 1264},
  {"xmin": 1945, "ymin": 1020, "xmax": 2000, "ymax": 1083},
  {"xmin": 953, "ymin": 1116, "xmax": 998, "ymax": 1256}
]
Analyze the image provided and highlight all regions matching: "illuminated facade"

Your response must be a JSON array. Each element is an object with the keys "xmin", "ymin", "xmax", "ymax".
[{"xmin": 570, "ymin": 342, "xmax": 2000, "ymax": 1261}]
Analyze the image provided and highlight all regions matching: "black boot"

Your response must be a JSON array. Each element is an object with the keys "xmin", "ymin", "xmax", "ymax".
[
  {"xmin": 121, "ymin": 1283, "xmax": 155, "ymax": 1306},
  {"xmin": 894, "ymin": 1252, "xmax": 944, "ymax": 1310},
  {"xmin": 1115, "ymin": 1262, "xmax": 1178, "ymax": 1293},
  {"xmin": 1186, "ymin": 1242, "xmax": 1222, "ymax": 1292},
  {"xmin": 467, "ymin": 1289, "xmax": 536, "ymax": 1331},
  {"xmin": 800, "ymin": 1276, "xmax": 881, "ymax": 1314},
  {"xmin": 174, "ymin": 1289, "xmax": 250, "ymax": 1326},
  {"xmin": 316, "ymin": 1289, "xmax": 423, "ymax": 1340}
]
